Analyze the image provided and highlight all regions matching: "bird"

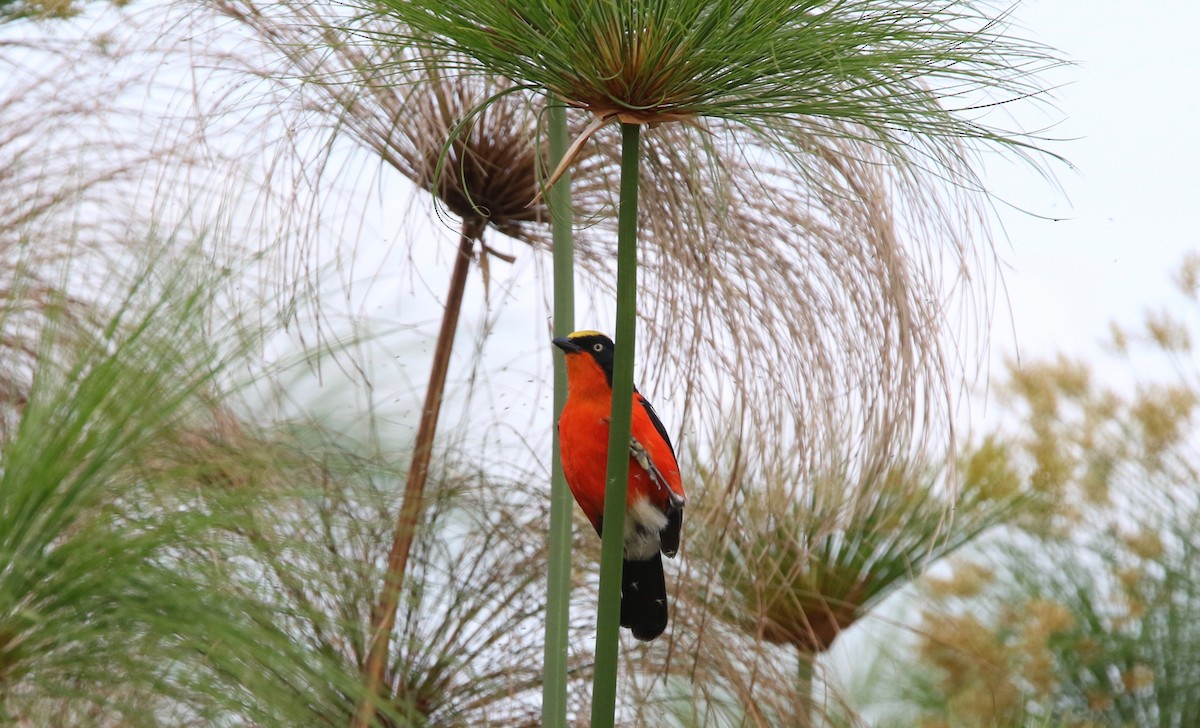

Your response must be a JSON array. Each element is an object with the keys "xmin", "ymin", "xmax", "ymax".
[{"xmin": 552, "ymin": 330, "xmax": 686, "ymax": 641}]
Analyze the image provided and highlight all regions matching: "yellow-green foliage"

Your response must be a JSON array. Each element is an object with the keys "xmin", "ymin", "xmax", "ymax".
[{"xmin": 909, "ymin": 261, "xmax": 1200, "ymax": 728}]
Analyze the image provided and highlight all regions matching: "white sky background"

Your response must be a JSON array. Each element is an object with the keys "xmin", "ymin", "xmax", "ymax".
[{"xmin": 986, "ymin": 1, "xmax": 1200, "ymax": 374}]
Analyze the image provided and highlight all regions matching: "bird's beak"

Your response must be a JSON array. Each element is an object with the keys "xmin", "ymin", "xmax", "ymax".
[{"xmin": 552, "ymin": 336, "xmax": 582, "ymax": 353}]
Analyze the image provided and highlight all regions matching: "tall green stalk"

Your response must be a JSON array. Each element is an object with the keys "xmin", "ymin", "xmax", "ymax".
[
  {"xmin": 591, "ymin": 121, "xmax": 640, "ymax": 728},
  {"xmin": 542, "ymin": 102, "xmax": 574, "ymax": 728},
  {"xmin": 797, "ymin": 650, "xmax": 815, "ymax": 726}
]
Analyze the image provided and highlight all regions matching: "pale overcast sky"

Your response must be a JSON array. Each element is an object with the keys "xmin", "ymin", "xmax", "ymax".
[{"xmin": 990, "ymin": 1, "xmax": 1200, "ymax": 367}]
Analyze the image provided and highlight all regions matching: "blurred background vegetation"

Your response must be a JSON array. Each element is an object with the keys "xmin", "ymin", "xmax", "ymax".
[{"xmin": 2, "ymin": 2, "xmax": 1195, "ymax": 727}]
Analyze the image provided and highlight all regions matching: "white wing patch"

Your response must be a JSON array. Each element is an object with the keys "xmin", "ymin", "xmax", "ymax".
[
  {"xmin": 630, "ymin": 436, "xmax": 653, "ymax": 472},
  {"xmin": 630, "ymin": 436, "xmax": 686, "ymax": 507}
]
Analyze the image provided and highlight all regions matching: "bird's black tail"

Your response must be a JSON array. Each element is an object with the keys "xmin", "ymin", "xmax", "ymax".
[{"xmin": 621, "ymin": 553, "xmax": 668, "ymax": 641}]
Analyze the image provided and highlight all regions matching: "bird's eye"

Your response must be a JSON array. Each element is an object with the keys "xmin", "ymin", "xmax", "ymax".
[{"xmin": 593, "ymin": 343, "xmax": 604, "ymax": 352}]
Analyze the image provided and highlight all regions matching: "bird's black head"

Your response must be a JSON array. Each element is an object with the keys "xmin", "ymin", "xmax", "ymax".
[{"xmin": 552, "ymin": 330, "xmax": 615, "ymax": 384}]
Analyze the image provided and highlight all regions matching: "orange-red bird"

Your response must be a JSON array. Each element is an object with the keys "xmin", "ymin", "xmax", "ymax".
[{"xmin": 553, "ymin": 330, "xmax": 686, "ymax": 641}]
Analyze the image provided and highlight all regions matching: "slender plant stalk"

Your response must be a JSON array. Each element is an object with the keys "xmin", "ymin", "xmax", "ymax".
[
  {"xmin": 591, "ymin": 121, "xmax": 640, "ymax": 728},
  {"xmin": 797, "ymin": 649, "xmax": 814, "ymax": 726},
  {"xmin": 353, "ymin": 226, "xmax": 478, "ymax": 728},
  {"xmin": 542, "ymin": 102, "xmax": 575, "ymax": 728}
]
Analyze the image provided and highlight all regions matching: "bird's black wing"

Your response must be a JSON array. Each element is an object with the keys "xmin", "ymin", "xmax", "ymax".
[{"xmin": 635, "ymin": 389, "xmax": 677, "ymax": 460}]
